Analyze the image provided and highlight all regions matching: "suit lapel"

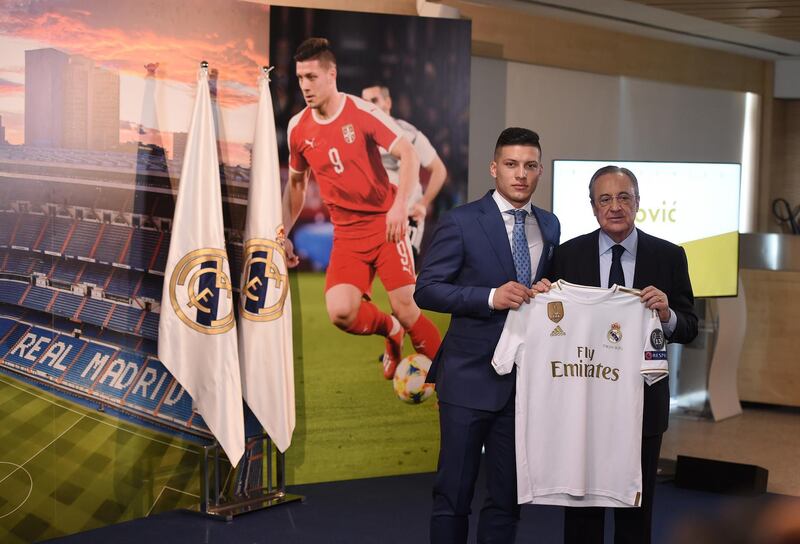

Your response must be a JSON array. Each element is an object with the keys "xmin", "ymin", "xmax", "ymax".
[
  {"xmin": 587, "ymin": 230, "xmax": 602, "ymax": 287},
  {"xmin": 632, "ymin": 228, "xmax": 653, "ymax": 289},
  {"xmin": 531, "ymin": 206, "xmax": 552, "ymax": 281},
  {"xmin": 478, "ymin": 192, "xmax": 516, "ymax": 281}
]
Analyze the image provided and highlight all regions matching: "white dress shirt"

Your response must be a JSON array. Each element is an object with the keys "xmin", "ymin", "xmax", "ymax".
[
  {"xmin": 598, "ymin": 229, "xmax": 676, "ymax": 336},
  {"xmin": 488, "ymin": 191, "xmax": 543, "ymax": 309}
]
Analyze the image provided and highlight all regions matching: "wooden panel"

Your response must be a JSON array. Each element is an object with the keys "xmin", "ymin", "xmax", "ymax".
[
  {"xmin": 630, "ymin": 0, "xmax": 800, "ymax": 41},
  {"xmin": 738, "ymin": 269, "xmax": 800, "ymax": 407},
  {"xmin": 246, "ymin": 0, "xmax": 418, "ymax": 16},
  {"xmin": 451, "ymin": 0, "xmax": 767, "ymax": 94}
]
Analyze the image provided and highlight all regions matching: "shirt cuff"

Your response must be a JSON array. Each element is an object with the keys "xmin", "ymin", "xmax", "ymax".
[
  {"xmin": 488, "ymin": 288, "xmax": 496, "ymax": 310},
  {"xmin": 661, "ymin": 309, "xmax": 677, "ymax": 337}
]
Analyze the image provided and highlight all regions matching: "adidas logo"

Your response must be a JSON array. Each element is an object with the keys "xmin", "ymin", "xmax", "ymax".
[{"xmin": 550, "ymin": 325, "xmax": 566, "ymax": 336}]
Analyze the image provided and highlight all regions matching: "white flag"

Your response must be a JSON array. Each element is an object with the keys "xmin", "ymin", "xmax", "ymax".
[
  {"xmin": 158, "ymin": 66, "xmax": 244, "ymax": 465},
  {"xmin": 238, "ymin": 71, "xmax": 295, "ymax": 452}
]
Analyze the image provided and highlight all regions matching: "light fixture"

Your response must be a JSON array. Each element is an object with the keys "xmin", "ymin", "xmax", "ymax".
[{"xmin": 746, "ymin": 8, "xmax": 781, "ymax": 19}]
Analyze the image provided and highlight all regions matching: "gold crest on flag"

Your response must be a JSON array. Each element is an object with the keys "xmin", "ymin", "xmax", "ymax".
[{"xmin": 547, "ymin": 301, "xmax": 564, "ymax": 323}]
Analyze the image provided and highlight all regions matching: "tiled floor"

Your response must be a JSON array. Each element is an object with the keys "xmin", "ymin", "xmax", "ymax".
[{"xmin": 661, "ymin": 405, "xmax": 800, "ymax": 496}]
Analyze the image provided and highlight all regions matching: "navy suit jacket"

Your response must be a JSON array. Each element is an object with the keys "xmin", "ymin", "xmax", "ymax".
[
  {"xmin": 548, "ymin": 228, "xmax": 698, "ymax": 435},
  {"xmin": 414, "ymin": 191, "xmax": 561, "ymax": 412}
]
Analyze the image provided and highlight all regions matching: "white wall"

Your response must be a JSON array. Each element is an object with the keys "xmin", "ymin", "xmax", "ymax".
[{"xmin": 468, "ymin": 57, "xmax": 747, "ymax": 211}]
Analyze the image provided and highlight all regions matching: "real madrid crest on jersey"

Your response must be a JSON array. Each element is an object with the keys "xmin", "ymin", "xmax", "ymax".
[
  {"xmin": 607, "ymin": 322, "xmax": 622, "ymax": 343},
  {"xmin": 168, "ymin": 248, "xmax": 235, "ymax": 335},
  {"xmin": 342, "ymin": 124, "xmax": 356, "ymax": 144},
  {"xmin": 240, "ymin": 229, "xmax": 289, "ymax": 322}
]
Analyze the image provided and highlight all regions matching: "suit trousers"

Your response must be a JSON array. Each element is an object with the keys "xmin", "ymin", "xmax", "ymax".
[
  {"xmin": 430, "ymin": 395, "xmax": 520, "ymax": 544},
  {"xmin": 563, "ymin": 433, "xmax": 663, "ymax": 544}
]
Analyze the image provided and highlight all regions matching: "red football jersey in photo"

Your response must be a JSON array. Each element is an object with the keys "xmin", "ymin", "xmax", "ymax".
[{"xmin": 288, "ymin": 94, "xmax": 403, "ymax": 230}]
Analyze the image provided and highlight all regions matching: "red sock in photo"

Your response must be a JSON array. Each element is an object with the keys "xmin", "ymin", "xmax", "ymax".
[
  {"xmin": 345, "ymin": 301, "xmax": 393, "ymax": 337},
  {"xmin": 407, "ymin": 314, "xmax": 441, "ymax": 359}
]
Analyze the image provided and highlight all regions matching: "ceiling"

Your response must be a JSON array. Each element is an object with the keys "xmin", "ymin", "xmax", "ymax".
[
  {"xmin": 516, "ymin": 0, "xmax": 800, "ymax": 57},
  {"xmin": 625, "ymin": 1, "xmax": 800, "ymax": 43}
]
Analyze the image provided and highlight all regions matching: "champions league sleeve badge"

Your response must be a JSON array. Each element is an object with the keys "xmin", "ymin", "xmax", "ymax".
[
  {"xmin": 240, "ymin": 233, "xmax": 289, "ymax": 322},
  {"xmin": 650, "ymin": 329, "xmax": 666, "ymax": 350},
  {"xmin": 168, "ymin": 248, "xmax": 235, "ymax": 334}
]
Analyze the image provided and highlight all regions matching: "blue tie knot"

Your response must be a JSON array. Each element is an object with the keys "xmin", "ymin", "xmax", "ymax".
[
  {"xmin": 508, "ymin": 208, "xmax": 528, "ymax": 224},
  {"xmin": 612, "ymin": 244, "xmax": 625, "ymax": 259}
]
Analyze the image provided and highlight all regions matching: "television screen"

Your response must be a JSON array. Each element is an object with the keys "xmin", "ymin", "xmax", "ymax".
[{"xmin": 551, "ymin": 160, "xmax": 741, "ymax": 298}]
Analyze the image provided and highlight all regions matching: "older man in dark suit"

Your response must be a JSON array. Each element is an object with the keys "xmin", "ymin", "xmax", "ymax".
[
  {"xmin": 541, "ymin": 165, "xmax": 698, "ymax": 544},
  {"xmin": 415, "ymin": 127, "xmax": 560, "ymax": 543}
]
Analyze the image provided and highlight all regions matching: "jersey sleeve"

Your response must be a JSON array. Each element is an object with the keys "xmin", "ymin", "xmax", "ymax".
[
  {"xmin": 641, "ymin": 308, "xmax": 669, "ymax": 385},
  {"xmin": 287, "ymin": 113, "xmax": 308, "ymax": 173},
  {"xmin": 353, "ymin": 97, "xmax": 404, "ymax": 154},
  {"xmin": 413, "ymin": 130, "xmax": 438, "ymax": 168},
  {"xmin": 492, "ymin": 303, "xmax": 528, "ymax": 375}
]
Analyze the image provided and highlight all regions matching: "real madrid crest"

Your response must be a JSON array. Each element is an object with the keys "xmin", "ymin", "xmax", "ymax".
[
  {"xmin": 342, "ymin": 124, "xmax": 356, "ymax": 144},
  {"xmin": 168, "ymin": 248, "xmax": 235, "ymax": 334},
  {"xmin": 607, "ymin": 322, "xmax": 622, "ymax": 343},
  {"xmin": 240, "ymin": 230, "xmax": 289, "ymax": 322}
]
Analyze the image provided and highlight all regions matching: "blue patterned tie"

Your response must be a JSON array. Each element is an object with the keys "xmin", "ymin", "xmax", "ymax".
[{"xmin": 507, "ymin": 209, "xmax": 531, "ymax": 286}]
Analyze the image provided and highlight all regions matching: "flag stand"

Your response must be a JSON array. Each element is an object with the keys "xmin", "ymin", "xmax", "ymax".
[{"xmin": 199, "ymin": 433, "xmax": 303, "ymax": 521}]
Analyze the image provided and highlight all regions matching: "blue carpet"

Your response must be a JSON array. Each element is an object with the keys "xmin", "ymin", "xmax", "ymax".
[{"xmin": 44, "ymin": 471, "xmax": 770, "ymax": 543}]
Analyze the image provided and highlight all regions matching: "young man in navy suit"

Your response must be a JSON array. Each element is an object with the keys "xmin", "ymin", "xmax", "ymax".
[
  {"xmin": 538, "ymin": 165, "xmax": 698, "ymax": 544},
  {"xmin": 415, "ymin": 127, "xmax": 561, "ymax": 543}
]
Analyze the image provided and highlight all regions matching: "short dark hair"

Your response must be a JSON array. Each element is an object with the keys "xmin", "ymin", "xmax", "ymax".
[
  {"xmin": 494, "ymin": 127, "xmax": 541, "ymax": 158},
  {"xmin": 588, "ymin": 165, "xmax": 640, "ymax": 202},
  {"xmin": 294, "ymin": 37, "xmax": 337, "ymax": 66},
  {"xmin": 363, "ymin": 84, "xmax": 390, "ymax": 99}
]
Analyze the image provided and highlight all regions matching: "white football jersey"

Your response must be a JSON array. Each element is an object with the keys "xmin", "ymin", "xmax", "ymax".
[
  {"xmin": 492, "ymin": 280, "xmax": 668, "ymax": 508},
  {"xmin": 380, "ymin": 118, "xmax": 437, "ymax": 208}
]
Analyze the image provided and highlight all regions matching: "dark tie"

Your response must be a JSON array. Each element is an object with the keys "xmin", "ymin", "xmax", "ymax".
[
  {"xmin": 608, "ymin": 244, "xmax": 625, "ymax": 288},
  {"xmin": 507, "ymin": 209, "xmax": 531, "ymax": 286}
]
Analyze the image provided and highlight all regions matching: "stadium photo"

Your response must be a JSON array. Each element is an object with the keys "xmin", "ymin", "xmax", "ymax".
[{"xmin": 0, "ymin": 2, "xmax": 470, "ymax": 540}]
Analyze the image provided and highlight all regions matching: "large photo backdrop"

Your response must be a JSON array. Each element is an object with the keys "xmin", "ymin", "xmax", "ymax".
[
  {"xmin": 0, "ymin": 0, "xmax": 268, "ymax": 541},
  {"xmin": 269, "ymin": 7, "xmax": 470, "ymax": 484},
  {"xmin": 0, "ymin": 2, "xmax": 470, "ymax": 540}
]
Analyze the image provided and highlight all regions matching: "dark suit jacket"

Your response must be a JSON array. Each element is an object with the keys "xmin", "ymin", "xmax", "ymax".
[
  {"xmin": 414, "ymin": 190, "xmax": 561, "ymax": 412},
  {"xmin": 548, "ymin": 228, "xmax": 698, "ymax": 435}
]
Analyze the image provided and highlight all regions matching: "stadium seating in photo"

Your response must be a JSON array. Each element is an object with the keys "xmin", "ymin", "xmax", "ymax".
[
  {"xmin": 128, "ymin": 228, "xmax": 162, "ymax": 270},
  {"xmin": 53, "ymin": 290, "xmax": 83, "ymax": 318},
  {"xmin": 0, "ymin": 281, "xmax": 28, "ymax": 306},
  {"xmin": 20, "ymin": 285, "xmax": 55, "ymax": 312},
  {"xmin": 64, "ymin": 220, "xmax": 100, "ymax": 259},
  {"xmin": 105, "ymin": 267, "xmax": 136, "ymax": 298},
  {"xmin": 50, "ymin": 257, "xmax": 84, "ymax": 282},
  {"xmin": 151, "ymin": 230, "xmax": 170, "ymax": 272},
  {"xmin": 0, "ymin": 249, "xmax": 39, "ymax": 275},
  {"xmin": 139, "ymin": 312, "xmax": 159, "ymax": 340},
  {"xmin": 79, "ymin": 262, "xmax": 110, "ymax": 286},
  {"xmin": 78, "ymin": 298, "xmax": 113, "ymax": 326},
  {"xmin": 38, "ymin": 215, "xmax": 75, "ymax": 254},
  {"xmin": 3, "ymin": 210, "xmax": 172, "ymax": 276},
  {"xmin": 10, "ymin": 213, "xmax": 45, "ymax": 249},
  {"xmin": 0, "ymin": 211, "xmax": 16, "ymax": 246},
  {"xmin": 107, "ymin": 304, "xmax": 146, "ymax": 334},
  {"xmin": 94, "ymin": 223, "xmax": 133, "ymax": 264},
  {"xmin": 0, "ymin": 315, "xmax": 208, "ymax": 435}
]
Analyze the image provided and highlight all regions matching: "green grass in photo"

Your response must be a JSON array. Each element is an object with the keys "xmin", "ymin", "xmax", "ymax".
[{"xmin": 286, "ymin": 271, "xmax": 450, "ymax": 485}]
